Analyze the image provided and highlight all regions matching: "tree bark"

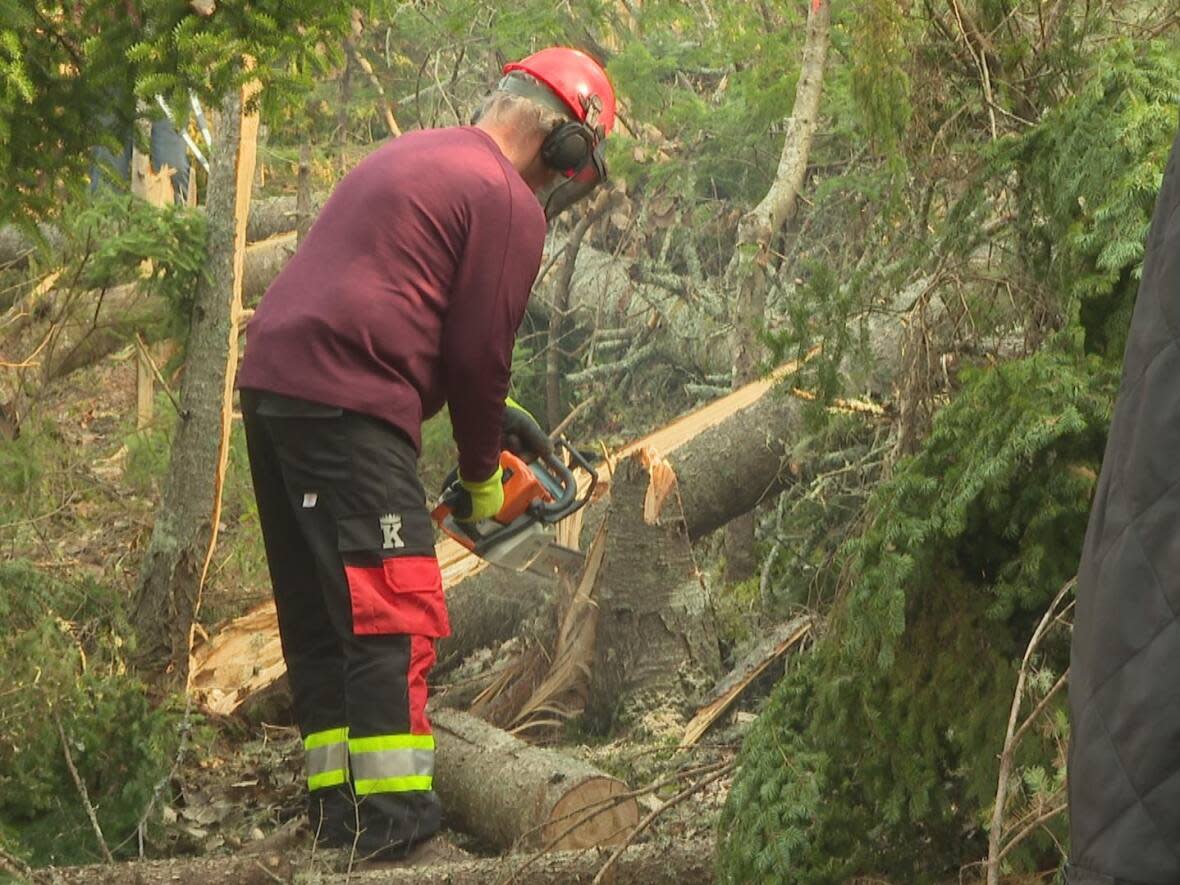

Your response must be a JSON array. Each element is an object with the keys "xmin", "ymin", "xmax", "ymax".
[
  {"xmin": 43, "ymin": 840, "xmax": 714, "ymax": 884},
  {"xmin": 431, "ymin": 709, "xmax": 639, "ymax": 850},
  {"xmin": 723, "ymin": 0, "xmax": 831, "ymax": 582},
  {"xmin": 582, "ymin": 452, "xmax": 721, "ymax": 730},
  {"xmin": 131, "ymin": 76, "xmax": 260, "ymax": 683}
]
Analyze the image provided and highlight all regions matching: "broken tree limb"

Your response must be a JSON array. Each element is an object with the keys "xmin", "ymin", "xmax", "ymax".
[
  {"xmin": 581, "ymin": 450, "xmax": 721, "ymax": 729},
  {"xmin": 679, "ymin": 616, "xmax": 814, "ymax": 748},
  {"xmin": 2, "ymin": 232, "xmax": 296, "ymax": 389},
  {"xmin": 131, "ymin": 72, "xmax": 260, "ymax": 682},
  {"xmin": 431, "ymin": 709, "xmax": 639, "ymax": 851},
  {"xmin": 42, "ymin": 839, "xmax": 715, "ymax": 884}
]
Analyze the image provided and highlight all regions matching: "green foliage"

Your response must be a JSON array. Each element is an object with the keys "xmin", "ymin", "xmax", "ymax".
[
  {"xmin": 1006, "ymin": 40, "xmax": 1180, "ymax": 358},
  {"xmin": 59, "ymin": 193, "xmax": 208, "ymax": 340},
  {"xmin": 606, "ymin": 1, "xmax": 807, "ymax": 207},
  {"xmin": 848, "ymin": 0, "xmax": 912, "ymax": 166},
  {"xmin": 0, "ymin": 0, "xmax": 353, "ymax": 221},
  {"xmin": 720, "ymin": 35, "xmax": 1178, "ymax": 881},
  {"xmin": 0, "ymin": 561, "xmax": 184, "ymax": 866},
  {"xmin": 719, "ymin": 349, "xmax": 1111, "ymax": 882}
]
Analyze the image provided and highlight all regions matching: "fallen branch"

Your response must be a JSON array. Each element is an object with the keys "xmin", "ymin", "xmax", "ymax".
[
  {"xmin": 591, "ymin": 762, "xmax": 733, "ymax": 885},
  {"xmin": 680, "ymin": 616, "xmax": 813, "ymax": 748},
  {"xmin": 985, "ymin": 578, "xmax": 1075, "ymax": 885},
  {"xmin": 0, "ymin": 845, "xmax": 33, "ymax": 881},
  {"xmin": 53, "ymin": 709, "xmax": 115, "ymax": 864}
]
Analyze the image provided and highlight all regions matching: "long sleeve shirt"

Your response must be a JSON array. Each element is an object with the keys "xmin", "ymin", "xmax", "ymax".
[{"xmin": 237, "ymin": 127, "xmax": 547, "ymax": 483}]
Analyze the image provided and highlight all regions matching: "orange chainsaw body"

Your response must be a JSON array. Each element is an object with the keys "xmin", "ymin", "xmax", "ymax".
[{"xmin": 430, "ymin": 441, "xmax": 595, "ymax": 575}]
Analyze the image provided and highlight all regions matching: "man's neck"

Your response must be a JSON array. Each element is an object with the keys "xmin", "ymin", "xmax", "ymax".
[{"xmin": 475, "ymin": 121, "xmax": 552, "ymax": 191}]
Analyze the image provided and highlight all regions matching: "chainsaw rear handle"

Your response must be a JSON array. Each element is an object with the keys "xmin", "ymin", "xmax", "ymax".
[{"xmin": 528, "ymin": 438, "xmax": 596, "ymax": 521}]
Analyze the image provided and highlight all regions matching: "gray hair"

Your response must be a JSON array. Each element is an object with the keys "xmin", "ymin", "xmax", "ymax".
[{"xmin": 472, "ymin": 73, "xmax": 570, "ymax": 137}]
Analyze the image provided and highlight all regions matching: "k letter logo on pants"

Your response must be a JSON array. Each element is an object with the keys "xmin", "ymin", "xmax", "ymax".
[{"xmin": 380, "ymin": 514, "xmax": 405, "ymax": 550}]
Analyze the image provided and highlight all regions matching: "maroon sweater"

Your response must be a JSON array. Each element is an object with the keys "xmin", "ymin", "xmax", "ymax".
[{"xmin": 237, "ymin": 127, "xmax": 547, "ymax": 483}]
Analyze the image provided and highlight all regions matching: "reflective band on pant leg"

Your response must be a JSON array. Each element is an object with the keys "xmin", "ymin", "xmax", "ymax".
[
  {"xmin": 304, "ymin": 727, "xmax": 349, "ymax": 790},
  {"xmin": 349, "ymin": 733, "xmax": 434, "ymax": 795}
]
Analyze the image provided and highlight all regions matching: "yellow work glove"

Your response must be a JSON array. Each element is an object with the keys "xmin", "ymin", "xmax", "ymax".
[
  {"xmin": 502, "ymin": 397, "xmax": 553, "ymax": 461},
  {"xmin": 454, "ymin": 465, "xmax": 505, "ymax": 523}
]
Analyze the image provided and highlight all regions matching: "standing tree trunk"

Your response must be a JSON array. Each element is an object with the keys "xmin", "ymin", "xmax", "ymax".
[
  {"xmin": 724, "ymin": 0, "xmax": 831, "ymax": 582},
  {"xmin": 131, "ymin": 73, "xmax": 260, "ymax": 682}
]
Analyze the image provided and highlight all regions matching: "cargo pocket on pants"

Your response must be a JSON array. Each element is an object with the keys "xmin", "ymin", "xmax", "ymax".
[
  {"xmin": 337, "ymin": 513, "xmax": 450, "ymax": 638},
  {"xmin": 343, "ymin": 556, "xmax": 450, "ymax": 637}
]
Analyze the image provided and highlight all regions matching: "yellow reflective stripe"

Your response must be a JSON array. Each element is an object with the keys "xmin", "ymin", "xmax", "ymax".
[
  {"xmin": 304, "ymin": 727, "xmax": 349, "ymax": 750},
  {"xmin": 308, "ymin": 769, "xmax": 348, "ymax": 790},
  {"xmin": 354, "ymin": 775, "xmax": 433, "ymax": 795},
  {"xmin": 348, "ymin": 734, "xmax": 435, "ymax": 753}
]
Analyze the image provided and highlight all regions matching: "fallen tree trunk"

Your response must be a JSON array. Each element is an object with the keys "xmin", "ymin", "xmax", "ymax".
[
  {"xmin": 0, "ymin": 233, "xmax": 296, "ymax": 390},
  {"xmin": 431, "ymin": 708, "xmax": 638, "ymax": 851},
  {"xmin": 41, "ymin": 839, "xmax": 714, "ymax": 884}
]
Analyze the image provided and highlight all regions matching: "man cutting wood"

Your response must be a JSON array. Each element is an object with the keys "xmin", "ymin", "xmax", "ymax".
[{"xmin": 235, "ymin": 48, "xmax": 615, "ymax": 860}]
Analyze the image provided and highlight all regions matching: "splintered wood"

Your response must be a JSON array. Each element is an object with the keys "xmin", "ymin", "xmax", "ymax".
[
  {"xmin": 491, "ymin": 523, "xmax": 608, "ymax": 735},
  {"xmin": 679, "ymin": 616, "xmax": 814, "ymax": 748},
  {"xmin": 638, "ymin": 446, "xmax": 679, "ymax": 525}
]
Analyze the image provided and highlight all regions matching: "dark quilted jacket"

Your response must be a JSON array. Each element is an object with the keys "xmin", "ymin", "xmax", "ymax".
[{"xmin": 1068, "ymin": 116, "xmax": 1180, "ymax": 884}]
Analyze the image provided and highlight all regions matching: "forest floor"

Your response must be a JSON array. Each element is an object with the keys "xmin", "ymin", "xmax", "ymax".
[{"xmin": 5, "ymin": 351, "xmax": 741, "ymax": 882}]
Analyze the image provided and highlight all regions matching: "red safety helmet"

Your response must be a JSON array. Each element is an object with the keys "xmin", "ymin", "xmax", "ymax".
[
  {"xmin": 501, "ymin": 48, "xmax": 616, "ymax": 220},
  {"xmin": 503, "ymin": 47, "xmax": 617, "ymax": 136}
]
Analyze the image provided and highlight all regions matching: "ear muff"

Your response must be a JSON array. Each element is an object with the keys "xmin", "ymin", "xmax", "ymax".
[{"xmin": 540, "ymin": 121, "xmax": 596, "ymax": 174}]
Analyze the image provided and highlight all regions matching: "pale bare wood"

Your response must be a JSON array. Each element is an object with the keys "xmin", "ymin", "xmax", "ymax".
[
  {"xmin": 133, "ymin": 149, "xmax": 175, "ymax": 425},
  {"xmin": 187, "ymin": 68, "xmax": 260, "ymax": 689},
  {"xmin": 638, "ymin": 446, "xmax": 678, "ymax": 525},
  {"xmin": 497, "ymin": 523, "xmax": 608, "ymax": 733},
  {"xmin": 136, "ymin": 347, "xmax": 154, "ymax": 429}
]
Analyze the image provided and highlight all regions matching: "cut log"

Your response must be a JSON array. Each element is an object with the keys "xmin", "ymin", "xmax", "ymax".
[
  {"xmin": 431, "ymin": 709, "xmax": 639, "ymax": 851},
  {"xmin": 42, "ymin": 839, "xmax": 714, "ymax": 884}
]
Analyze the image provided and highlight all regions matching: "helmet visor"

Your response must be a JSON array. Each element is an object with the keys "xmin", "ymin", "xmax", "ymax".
[{"xmin": 538, "ymin": 143, "xmax": 607, "ymax": 221}]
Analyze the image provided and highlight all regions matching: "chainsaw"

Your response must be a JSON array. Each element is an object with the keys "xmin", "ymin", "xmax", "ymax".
[{"xmin": 431, "ymin": 438, "xmax": 596, "ymax": 577}]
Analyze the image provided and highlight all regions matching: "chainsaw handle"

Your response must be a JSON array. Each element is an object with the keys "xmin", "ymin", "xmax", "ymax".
[{"xmin": 528, "ymin": 439, "xmax": 597, "ymax": 521}]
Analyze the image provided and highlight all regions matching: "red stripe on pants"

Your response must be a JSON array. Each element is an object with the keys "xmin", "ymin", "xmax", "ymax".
[{"xmin": 408, "ymin": 635, "xmax": 435, "ymax": 734}]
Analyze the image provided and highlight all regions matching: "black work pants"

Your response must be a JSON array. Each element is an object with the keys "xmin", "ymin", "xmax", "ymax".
[{"xmin": 241, "ymin": 389, "xmax": 446, "ymax": 855}]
